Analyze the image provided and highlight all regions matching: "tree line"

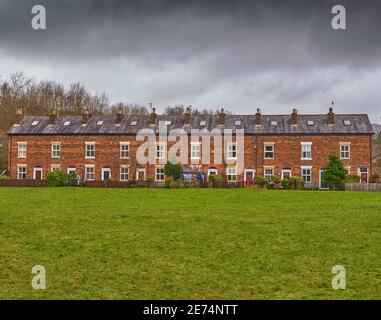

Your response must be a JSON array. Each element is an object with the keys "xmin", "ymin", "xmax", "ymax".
[{"xmin": 0, "ymin": 72, "xmax": 222, "ymax": 171}]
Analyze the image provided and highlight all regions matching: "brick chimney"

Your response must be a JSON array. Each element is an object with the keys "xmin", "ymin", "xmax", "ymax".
[
  {"xmin": 327, "ymin": 107, "xmax": 335, "ymax": 125},
  {"xmin": 255, "ymin": 108, "xmax": 262, "ymax": 125},
  {"xmin": 291, "ymin": 108, "xmax": 298, "ymax": 125},
  {"xmin": 49, "ymin": 108, "xmax": 57, "ymax": 125},
  {"xmin": 150, "ymin": 106, "xmax": 157, "ymax": 125},
  {"xmin": 82, "ymin": 109, "xmax": 91, "ymax": 125},
  {"xmin": 15, "ymin": 108, "xmax": 23, "ymax": 124},
  {"xmin": 184, "ymin": 106, "xmax": 191, "ymax": 125},
  {"xmin": 218, "ymin": 108, "xmax": 225, "ymax": 125},
  {"xmin": 115, "ymin": 107, "xmax": 123, "ymax": 124}
]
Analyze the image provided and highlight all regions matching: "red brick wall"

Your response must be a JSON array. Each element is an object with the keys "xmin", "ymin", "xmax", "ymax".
[{"xmin": 8, "ymin": 134, "xmax": 372, "ymax": 183}]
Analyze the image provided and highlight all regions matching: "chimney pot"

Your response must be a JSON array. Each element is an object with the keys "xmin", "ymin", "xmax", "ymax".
[
  {"xmin": 255, "ymin": 108, "xmax": 262, "ymax": 125},
  {"xmin": 184, "ymin": 106, "xmax": 191, "ymax": 124},
  {"xmin": 327, "ymin": 107, "xmax": 335, "ymax": 125},
  {"xmin": 82, "ymin": 109, "xmax": 91, "ymax": 125},
  {"xmin": 116, "ymin": 107, "xmax": 123, "ymax": 124},
  {"xmin": 291, "ymin": 108, "xmax": 298, "ymax": 125},
  {"xmin": 15, "ymin": 108, "xmax": 23, "ymax": 124},
  {"xmin": 150, "ymin": 106, "xmax": 157, "ymax": 124},
  {"xmin": 49, "ymin": 108, "xmax": 57, "ymax": 125},
  {"xmin": 218, "ymin": 107, "xmax": 225, "ymax": 125}
]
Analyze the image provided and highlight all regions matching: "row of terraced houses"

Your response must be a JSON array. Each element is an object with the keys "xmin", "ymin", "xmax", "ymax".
[{"xmin": 7, "ymin": 106, "xmax": 374, "ymax": 188}]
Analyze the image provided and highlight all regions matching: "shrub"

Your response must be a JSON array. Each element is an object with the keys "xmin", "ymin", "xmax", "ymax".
[
  {"xmin": 46, "ymin": 170, "xmax": 75, "ymax": 187},
  {"xmin": 271, "ymin": 176, "xmax": 282, "ymax": 184},
  {"xmin": 208, "ymin": 174, "xmax": 224, "ymax": 187},
  {"xmin": 255, "ymin": 175, "xmax": 268, "ymax": 188},
  {"xmin": 370, "ymin": 174, "xmax": 381, "ymax": 183},
  {"xmin": 287, "ymin": 176, "xmax": 305, "ymax": 190},
  {"xmin": 323, "ymin": 154, "xmax": 347, "ymax": 190},
  {"xmin": 345, "ymin": 174, "xmax": 361, "ymax": 183},
  {"xmin": 0, "ymin": 175, "xmax": 10, "ymax": 180},
  {"xmin": 164, "ymin": 161, "xmax": 182, "ymax": 181},
  {"xmin": 281, "ymin": 179, "xmax": 290, "ymax": 190},
  {"xmin": 164, "ymin": 177, "xmax": 173, "ymax": 188}
]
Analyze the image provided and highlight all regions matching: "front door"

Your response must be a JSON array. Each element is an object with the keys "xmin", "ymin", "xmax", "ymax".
[
  {"xmin": 319, "ymin": 170, "xmax": 329, "ymax": 189},
  {"xmin": 102, "ymin": 168, "xmax": 111, "ymax": 181},
  {"xmin": 136, "ymin": 169, "xmax": 146, "ymax": 181},
  {"xmin": 281, "ymin": 169, "xmax": 292, "ymax": 180},
  {"xmin": 245, "ymin": 170, "xmax": 254, "ymax": 186},
  {"xmin": 359, "ymin": 168, "xmax": 368, "ymax": 183},
  {"xmin": 33, "ymin": 168, "xmax": 42, "ymax": 180}
]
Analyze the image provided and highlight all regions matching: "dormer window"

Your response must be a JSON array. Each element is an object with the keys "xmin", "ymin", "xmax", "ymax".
[
  {"xmin": 97, "ymin": 120, "xmax": 104, "ymax": 126},
  {"xmin": 64, "ymin": 121, "xmax": 71, "ymax": 126},
  {"xmin": 270, "ymin": 121, "xmax": 278, "ymax": 126},
  {"xmin": 307, "ymin": 120, "xmax": 314, "ymax": 126},
  {"xmin": 344, "ymin": 120, "xmax": 351, "ymax": 126},
  {"xmin": 31, "ymin": 121, "xmax": 39, "ymax": 126},
  {"xmin": 200, "ymin": 121, "xmax": 206, "ymax": 126},
  {"xmin": 131, "ymin": 121, "xmax": 137, "ymax": 126},
  {"xmin": 234, "ymin": 120, "xmax": 241, "ymax": 126}
]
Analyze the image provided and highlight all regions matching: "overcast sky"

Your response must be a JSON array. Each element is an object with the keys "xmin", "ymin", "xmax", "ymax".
[{"xmin": 0, "ymin": 0, "xmax": 380, "ymax": 122}]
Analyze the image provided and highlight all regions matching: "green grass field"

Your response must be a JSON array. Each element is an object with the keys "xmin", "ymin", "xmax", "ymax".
[{"xmin": 0, "ymin": 187, "xmax": 380, "ymax": 300}]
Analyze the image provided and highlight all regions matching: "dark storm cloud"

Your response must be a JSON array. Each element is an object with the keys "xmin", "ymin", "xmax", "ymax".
[{"xmin": 0, "ymin": 0, "xmax": 381, "ymax": 121}]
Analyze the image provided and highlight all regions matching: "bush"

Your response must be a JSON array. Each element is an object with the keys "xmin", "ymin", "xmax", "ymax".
[
  {"xmin": 271, "ymin": 176, "xmax": 282, "ymax": 184},
  {"xmin": 208, "ymin": 174, "xmax": 224, "ymax": 187},
  {"xmin": 46, "ymin": 170, "xmax": 75, "ymax": 187},
  {"xmin": 255, "ymin": 175, "xmax": 268, "ymax": 188},
  {"xmin": 370, "ymin": 174, "xmax": 381, "ymax": 183},
  {"xmin": 323, "ymin": 154, "xmax": 347, "ymax": 190},
  {"xmin": 164, "ymin": 161, "xmax": 182, "ymax": 181},
  {"xmin": 286, "ymin": 176, "xmax": 305, "ymax": 190},
  {"xmin": 0, "ymin": 175, "xmax": 10, "ymax": 180},
  {"xmin": 345, "ymin": 174, "xmax": 361, "ymax": 183},
  {"xmin": 281, "ymin": 179, "xmax": 290, "ymax": 190}
]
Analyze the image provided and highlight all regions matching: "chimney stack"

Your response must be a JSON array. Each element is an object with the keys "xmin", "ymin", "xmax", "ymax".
[
  {"xmin": 184, "ymin": 105, "xmax": 191, "ymax": 125},
  {"xmin": 291, "ymin": 108, "xmax": 298, "ymax": 125},
  {"xmin": 49, "ymin": 108, "xmax": 57, "ymax": 125},
  {"xmin": 116, "ymin": 107, "xmax": 123, "ymax": 124},
  {"xmin": 218, "ymin": 107, "xmax": 225, "ymax": 125},
  {"xmin": 15, "ymin": 108, "xmax": 23, "ymax": 124},
  {"xmin": 150, "ymin": 106, "xmax": 157, "ymax": 125},
  {"xmin": 327, "ymin": 106, "xmax": 335, "ymax": 125},
  {"xmin": 82, "ymin": 109, "xmax": 91, "ymax": 125},
  {"xmin": 255, "ymin": 108, "xmax": 262, "ymax": 125}
]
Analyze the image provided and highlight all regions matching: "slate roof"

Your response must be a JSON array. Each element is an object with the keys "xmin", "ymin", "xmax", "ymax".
[{"xmin": 7, "ymin": 113, "xmax": 374, "ymax": 136}]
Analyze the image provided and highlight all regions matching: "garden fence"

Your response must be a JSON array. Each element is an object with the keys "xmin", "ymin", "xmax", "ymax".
[{"xmin": 345, "ymin": 183, "xmax": 381, "ymax": 192}]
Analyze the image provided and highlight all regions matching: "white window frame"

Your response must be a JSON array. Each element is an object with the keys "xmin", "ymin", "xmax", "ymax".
[
  {"xmin": 155, "ymin": 167, "xmax": 165, "ymax": 182},
  {"xmin": 340, "ymin": 143, "xmax": 350, "ymax": 160},
  {"xmin": 51, "ymin": 143, "xmax": 61, "ymax": 158},
  {"xmin": 227, "ymin": 142, "xmax": 237, "ymax": 160},
  {"xmin": 156, "ymin": 143, "xmax": 166, "ymax": 160},
  {"xmin": 264, "ymin": 168, "xmax": 274, "ymax": 181},
  {"xmin": 264, "ymin": 143, "xmax": 274, "ymax": 159},
  {"xmin": 85, "ymin": 142, "xmax": 95, "ymax": 159},
  {"xmin": 67, "ymin": 167, "xmax": 76, "ymax": 175},
  {"xmin": 51, "ymin": 165, "xmax": 61, "ymax": 172},
  {"xmin": 85, "ymin": 165, "xmax": 95, "ymax": 181},
  {"xmin": 17, "ymin": 142, "xmax": 27, "ymax": 158},
  {"xmin": 301, "ymin": 142, "xmax": 312, "ymax": 160},
  {"xmin": 120, "ymin": 142, "xmax": 130, "ymax": 159},
  {"xmin": 191, "ymin": 142, "xmax": 201, "ymax": 159},
  {"xmin": 301, "ymin": 166, "xmax": 312, "ymax": 182},
  {"xmin": 17, "ymin": 165, "xmax": 27, "ymax": 180},
  {"xmin": 208, "ymin": 168, "xmax": 218, "ymax": 177},
  {"xmin": 281, "ymin": 169, "xmax": 292, "ymax": 180},
  {"xmin": 226, "ymin": 167, "xmax": 237, "ymax": 182},
  {"xmin": 33, "ymin": 167, "xmax": 43, "ymax": 180},
  {"xmin": 101, "ymin": 168, "xmax": 111, "ymax": 181},
  {"xmin": 120, "ymin": 166, "xmax": 129, "ymax": 181}
]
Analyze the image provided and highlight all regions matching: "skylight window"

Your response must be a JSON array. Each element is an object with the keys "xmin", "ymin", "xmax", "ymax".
[
  {"xmin": 234, "ymin": 120, "xmax": 241, "ymax": 126},
  {"xmin": 270, "ymin": 121, "xmax": 278, "ymax": 126},
  {"xmin": 97, "ymin": 120, "xmax": 104, "ymax": 126},
  {"xmin": 200, "ymin": 121, "xmax": 206, "ymax": 126},
  {"xmin": 344, "ymin": 120, "xmax": 351, "ymax": 126},
  {"xmin": 64, "ymin": 121, "xmax": 71, "ymax": 126},
  {"xmin": 166, "ymin": 121, "xmax": 171, "ymax": 126},
  {"xmin": 130, "ymin": 121, "xmax": 137, "ymax": 126},
  {"xmin": 31, "ymin": 121, "xmax": 39, "ymax": 126},
  {"xmin": 307, "ymin": 120, "xmax": 315, "ymax": 126}
]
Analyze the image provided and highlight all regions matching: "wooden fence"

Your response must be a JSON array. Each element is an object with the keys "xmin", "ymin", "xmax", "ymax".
[{"xmin": 345, "ymin": 183, "xmax": 381, "ymax": 192}]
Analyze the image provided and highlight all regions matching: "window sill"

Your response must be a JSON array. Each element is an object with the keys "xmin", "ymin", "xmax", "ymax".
[
  {"xmin": 301, "ymin": 158, "xmax": 312, "ymax": 161},
  {"xmin": 85, "ymin": 157, "xmax": 95, "ymax": 159}
]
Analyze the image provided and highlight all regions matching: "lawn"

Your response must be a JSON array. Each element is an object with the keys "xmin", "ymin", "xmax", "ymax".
[{"xmin": 0, "ymin": 187, "xmax": 380, "ymax": 300}]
